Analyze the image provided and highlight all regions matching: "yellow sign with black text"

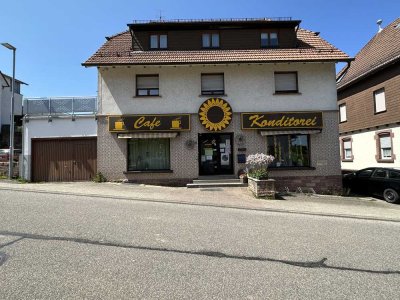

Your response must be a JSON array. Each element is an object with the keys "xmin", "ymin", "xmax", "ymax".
[
  {"xmin": 241, "ymin": 112, "xmax": 323, "ymax": 130},
  {"xmin": 108, "ymin": 114, "xmax": 191, "ymax": 132}
]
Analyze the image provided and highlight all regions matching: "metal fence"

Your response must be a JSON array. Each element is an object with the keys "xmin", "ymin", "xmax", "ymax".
[{"xmin": 23, "ymin": 97, "xmax": 97, "ymax": 116}]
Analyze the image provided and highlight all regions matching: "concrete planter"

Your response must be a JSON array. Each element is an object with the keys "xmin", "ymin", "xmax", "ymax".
[{"xmin": 248, "ymin": 177, "xmax": 276, "ymax": 198}]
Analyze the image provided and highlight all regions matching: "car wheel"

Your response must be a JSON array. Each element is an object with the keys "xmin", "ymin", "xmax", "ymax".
[{"xmin": 383, "ymin": 188, "xmax": 399, "ymax": 204}]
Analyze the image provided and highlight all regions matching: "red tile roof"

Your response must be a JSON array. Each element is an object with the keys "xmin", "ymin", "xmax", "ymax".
[
  {"xmin": 337, "ymin": 18, "xmax": 400, "ymax": 90},
  {"xmin": 83, "ymin": 28, "xmax": 351, "ymax": 66}
]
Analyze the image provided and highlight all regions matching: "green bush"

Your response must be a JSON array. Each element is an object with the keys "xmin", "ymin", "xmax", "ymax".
[
  {"xmin": 93, "ymin": 172, "xmax": 107, "ymax": 183},
  {"xmin": 248, "ymin": 169, "xmax": 269, "ymax": 180}
]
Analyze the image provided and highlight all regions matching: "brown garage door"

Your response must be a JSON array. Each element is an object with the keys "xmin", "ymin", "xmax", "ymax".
[{"xmin": 32, "ymin": 138, "xmax": 97, "ymax": 182}]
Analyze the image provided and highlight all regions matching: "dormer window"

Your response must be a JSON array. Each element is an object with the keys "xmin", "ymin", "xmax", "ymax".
[
  {"xmin": 150, "ymin": 34, "xmax": 167, "ymax": 49},
  {"xmin": 202, "ymin": 33, "xmax": 220, "ymax": 48},
  {"xmin": 261, "ymin": 32, "xmax": 279, "ymax": 48}
]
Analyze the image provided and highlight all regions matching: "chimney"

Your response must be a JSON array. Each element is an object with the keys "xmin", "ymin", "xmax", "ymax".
[{"xmin": 377, "ymin": 19, "xmax": 383, "ymax": 33}]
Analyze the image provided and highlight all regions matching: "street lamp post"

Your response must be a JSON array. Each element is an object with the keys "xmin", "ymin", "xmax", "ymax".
[{"xmin": 1, "ymin": 43, "xmax": 16, "ymax": 179}]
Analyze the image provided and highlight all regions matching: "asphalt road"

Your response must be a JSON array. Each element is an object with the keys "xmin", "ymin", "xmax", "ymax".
[{"xmin": 0, "ymin": 189, "xmax": 399, "ymax": 299}]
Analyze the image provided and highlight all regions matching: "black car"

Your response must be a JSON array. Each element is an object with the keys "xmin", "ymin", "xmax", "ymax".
[{"xmin": 343, "ymin": 167, "xmax": 400, "ymax": 203}]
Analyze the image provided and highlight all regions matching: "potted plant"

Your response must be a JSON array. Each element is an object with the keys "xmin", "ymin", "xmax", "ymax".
[{"xmin": 246, "ymin": 153, "xmax": 275, "ymax": 198}]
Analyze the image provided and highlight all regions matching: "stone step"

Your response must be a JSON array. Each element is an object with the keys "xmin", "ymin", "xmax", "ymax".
[
  {"xmin": 192, "ymin": 179, "xmax": 241, "ymax": 184},
  {"xmin": 186, "ymin": 180, "xmax": 247, "ymax": 188}
]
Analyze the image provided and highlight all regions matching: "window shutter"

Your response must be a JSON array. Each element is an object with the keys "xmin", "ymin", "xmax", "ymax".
[
  {"xmin": 374, "ymin": 89, "xmax": 386, "ymax": 113},
  {"xmin": 137, "ymin": 76, "xmax": 159, "ymax": 89},
  {"xmin": 380, "ymin": 135, "xmax": 391, "ymax": 148},
  {"xmin": 201, "ymin": 74, "xmax": 224, "ymax": 91},
  {"xmin": 275, "ymin": 73, "xmax": 297, "ymax": 92},
  {"xmin": 340, "ymin": 105, "xmax": 347, "ymax": 122}
]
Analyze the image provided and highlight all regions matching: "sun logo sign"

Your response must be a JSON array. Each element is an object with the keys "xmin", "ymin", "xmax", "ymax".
[{"xmin": 198, "ymin": 98, "xmax": 233, "ymax": 131}]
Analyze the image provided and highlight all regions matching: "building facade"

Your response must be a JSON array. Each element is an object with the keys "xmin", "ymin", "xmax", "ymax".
[
  {"xmin": 0, "ymin": 71, "xmax": 26, "ymax": 148},
  {"xmin": 337, "ymin": 18, "xmax": 400, "ymax": 172},
  {"xmin": 22, "ymin": 97, "xmax": 97, "ymax": 182},
  {"xmin": 84, "ymin": 18, "xmax": 351, "ymax": 192}
]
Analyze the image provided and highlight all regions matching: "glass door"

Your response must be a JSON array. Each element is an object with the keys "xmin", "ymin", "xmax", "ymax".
[{"xmin": 198, "ymin": 133, "xmax": 233, "ymax": 175}]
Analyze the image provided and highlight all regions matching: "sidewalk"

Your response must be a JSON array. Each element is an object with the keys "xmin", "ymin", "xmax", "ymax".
[{"xmin": 0, "ymin": 180, "xmax": 399, "ymax": 222}]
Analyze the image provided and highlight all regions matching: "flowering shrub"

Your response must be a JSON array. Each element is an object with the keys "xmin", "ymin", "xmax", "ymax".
[{"xmin": 246, "ymin": 153, "xmax": 275, "ymax": 180}]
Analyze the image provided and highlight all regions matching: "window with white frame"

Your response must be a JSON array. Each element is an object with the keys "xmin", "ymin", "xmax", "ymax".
[
  {"xmin": 201, "ymin": 73, "xmax": 224, "ymax": 95},
  {"xmin": 342, "ymin": 139, "xmax": 352, "ymax": 160},
  {"xmin": 202, "ymin": 33, "xmax": 220, "ymax": 48},
  {"xmin": 136, "ymin": 75, "xmax": 159, "ymax": 96},
  {"xmin": 339, "ymin": 104, "xmax": 347, "ymax": 122},
  {"xmin": 274, "ymin": 72, "xmax": 298, "ymax": 93},
  {"xmin": 379, "ymin": 134, "xmax": 392, "ymax": 159},
  {"xmin": 150, "ymin": 34, "xmax": 168, "ymax": 49},
  {"xmin": 374, "ymin": 88, "xmax": 386, "ymax": 113}
]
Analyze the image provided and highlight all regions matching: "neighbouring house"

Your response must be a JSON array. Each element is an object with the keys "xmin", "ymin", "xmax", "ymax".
[
  {"xmin": 21, "ymin": 97, "xmax": 97, "ymax": 182},
  {"xmin": 0, "ymin": 71, "xmax": 27, "ymax": 149},
  {"xmin": 83, "ymin": 17, "xmax": 351, "ymax": 192},
  {"xmin": 337, "ymin": 18, "xmax": 400, "ymax": 172}
]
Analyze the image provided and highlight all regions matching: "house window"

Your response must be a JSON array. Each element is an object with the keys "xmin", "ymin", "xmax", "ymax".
[
  {"xmin": 339, "ymin": 104, "xmax": 347, "ymax": 122},
  {"xmin": 274, "ymin": 72, "xmax": 298, "ymax": 93},
  {"xmin": 342, "ymin": 138, "xmax": 353, "ymax": 161},
  {"xmin": 375, "ymin": 131, "xmax": 396, "ymax": 163},
  {"xmin": 201, "ymin": 73, "xmax": 224, "ymax": 95},
  {"xmin": 374, "ymin": 88, "xmax": 386, "ymax": 113},
  {"xmin": 150, "ymin": 34, "xmax": 167, "ymax": 49},
  {"xmin": 379, "ymin": 134, "xmax": 392, "ymax": 159},
  {"xmin": 266, "ymin": 134, "xmax": 310, "ymax": 168},
  {"xmin": 261, "ymin": 32, "xmax": 279, "ymax": 48},
  {"xmin": 202, "ymin": 33, "xmax": 219, "ymax": 48},
  {"xmin": 128, "ymin": 139, "xmax": 170, "ymax": 171},
  {"xmin": 136, "ymin": 75, "xmax": 159, "ymax": 96}
]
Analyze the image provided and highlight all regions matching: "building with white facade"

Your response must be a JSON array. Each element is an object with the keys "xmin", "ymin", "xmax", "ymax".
[
  {"xmin": 337, "ymin": 18, "xmax": 400, "ymax": 172},
  {"xmin": 22, "ymin": 97, "xmax": 97, "ymax": 181},
  {"xmin": 83, "ymin": 18, "xmax": 351, "ymax": 192}
]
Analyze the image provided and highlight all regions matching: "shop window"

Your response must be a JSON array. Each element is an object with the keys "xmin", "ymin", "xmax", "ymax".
[
  {"xmin": 261, "ymin": 32, "xmax": 279, "ymax": 48},
  {"xmin": 375, "ymin": 131, "xmax": 396, "ymax": 163},
  {"xmin": 150, "ymin": 34, "xmax": 168, "ymax": 49},
  {"xmin": 201, "ymin": 73, "xmax": 224, "ymax": 95},
  {"xmin": 341, "ymin": 138, "xmax": 353, "ymax": 161},
  {"xmin": 274, "ymin": 72, "xmax": 298, "ymax": 93},
  {"xmin": 128, "ymin": 138, "xmax": 170, "ymax": 171},
  {"xmin": 266, "ymin": 134, "xmax": 310, "ymax": 168},
  {"xmin": 339, "ymin": 104, "xmax": 347, "ymax": 123},
  {"xmin": 374, "ymin": 88, "xmax": 386, "ymax": 114},
  {"xmin": 202, "ymin": 33, "xmax": 219, "ymax": 48},
  {"xmin": 136, "ymin": 75, "xmax": 159, "ymax": 96}
]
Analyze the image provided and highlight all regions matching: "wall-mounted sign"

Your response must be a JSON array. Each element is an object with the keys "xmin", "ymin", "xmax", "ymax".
[
  {"xmin": 198, "ymin": 98, "xmax": 233, "ymax": 131},
  {"xmin": 241, "ymin": 112, "xmax": 323, "ymax": 130},
  {"xmin": 108, "ymin": 114, "xmax": 191, "ymax": 132}
]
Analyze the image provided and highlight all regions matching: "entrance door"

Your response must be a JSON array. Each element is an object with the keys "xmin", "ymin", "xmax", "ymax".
[{"xmin": 198, "ymin": 133, "xmax": 233, "ymax": 175}]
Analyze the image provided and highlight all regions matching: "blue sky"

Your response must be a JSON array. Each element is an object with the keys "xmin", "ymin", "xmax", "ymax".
[{"xmin": 0, "ymin": 0, "xmax": 399, "ymax": 97}]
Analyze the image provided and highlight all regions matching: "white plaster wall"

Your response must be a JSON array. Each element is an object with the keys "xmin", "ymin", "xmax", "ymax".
[
  {"xmin": 99, "ymin": 63, "xmax": 337, "ymax": 115},
  {"xmin": 341, "ymin": 125, "xmax": 400, "ymax": 170},
  {"xmin": 23, "ymin": 116, "xmax": 97, "ymax": 156},
  {"xmin": 22, "ymin": 116, "xmax": 97, "ymax": 180}
]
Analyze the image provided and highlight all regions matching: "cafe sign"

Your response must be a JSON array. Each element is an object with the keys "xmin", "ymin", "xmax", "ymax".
[
  {"xmin": 108, "ymin": 114, "xmax": 191, "ymax": 132},
  {"xmin": 241, "ymin": 112, "xmax": 323, "ymax": 130}
]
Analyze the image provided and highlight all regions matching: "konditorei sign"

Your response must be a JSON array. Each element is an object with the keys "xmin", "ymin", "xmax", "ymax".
[
  {"xmin": 199, "ymin": 98, "xmax": 233, "ymax": 131},
  {"xmin": 241, "ymin": 112, "xmax": 323, "ymax": 130},
  {"xmin": 108, "ymin": 114, "xmax": 191, "ymax": 132}
]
